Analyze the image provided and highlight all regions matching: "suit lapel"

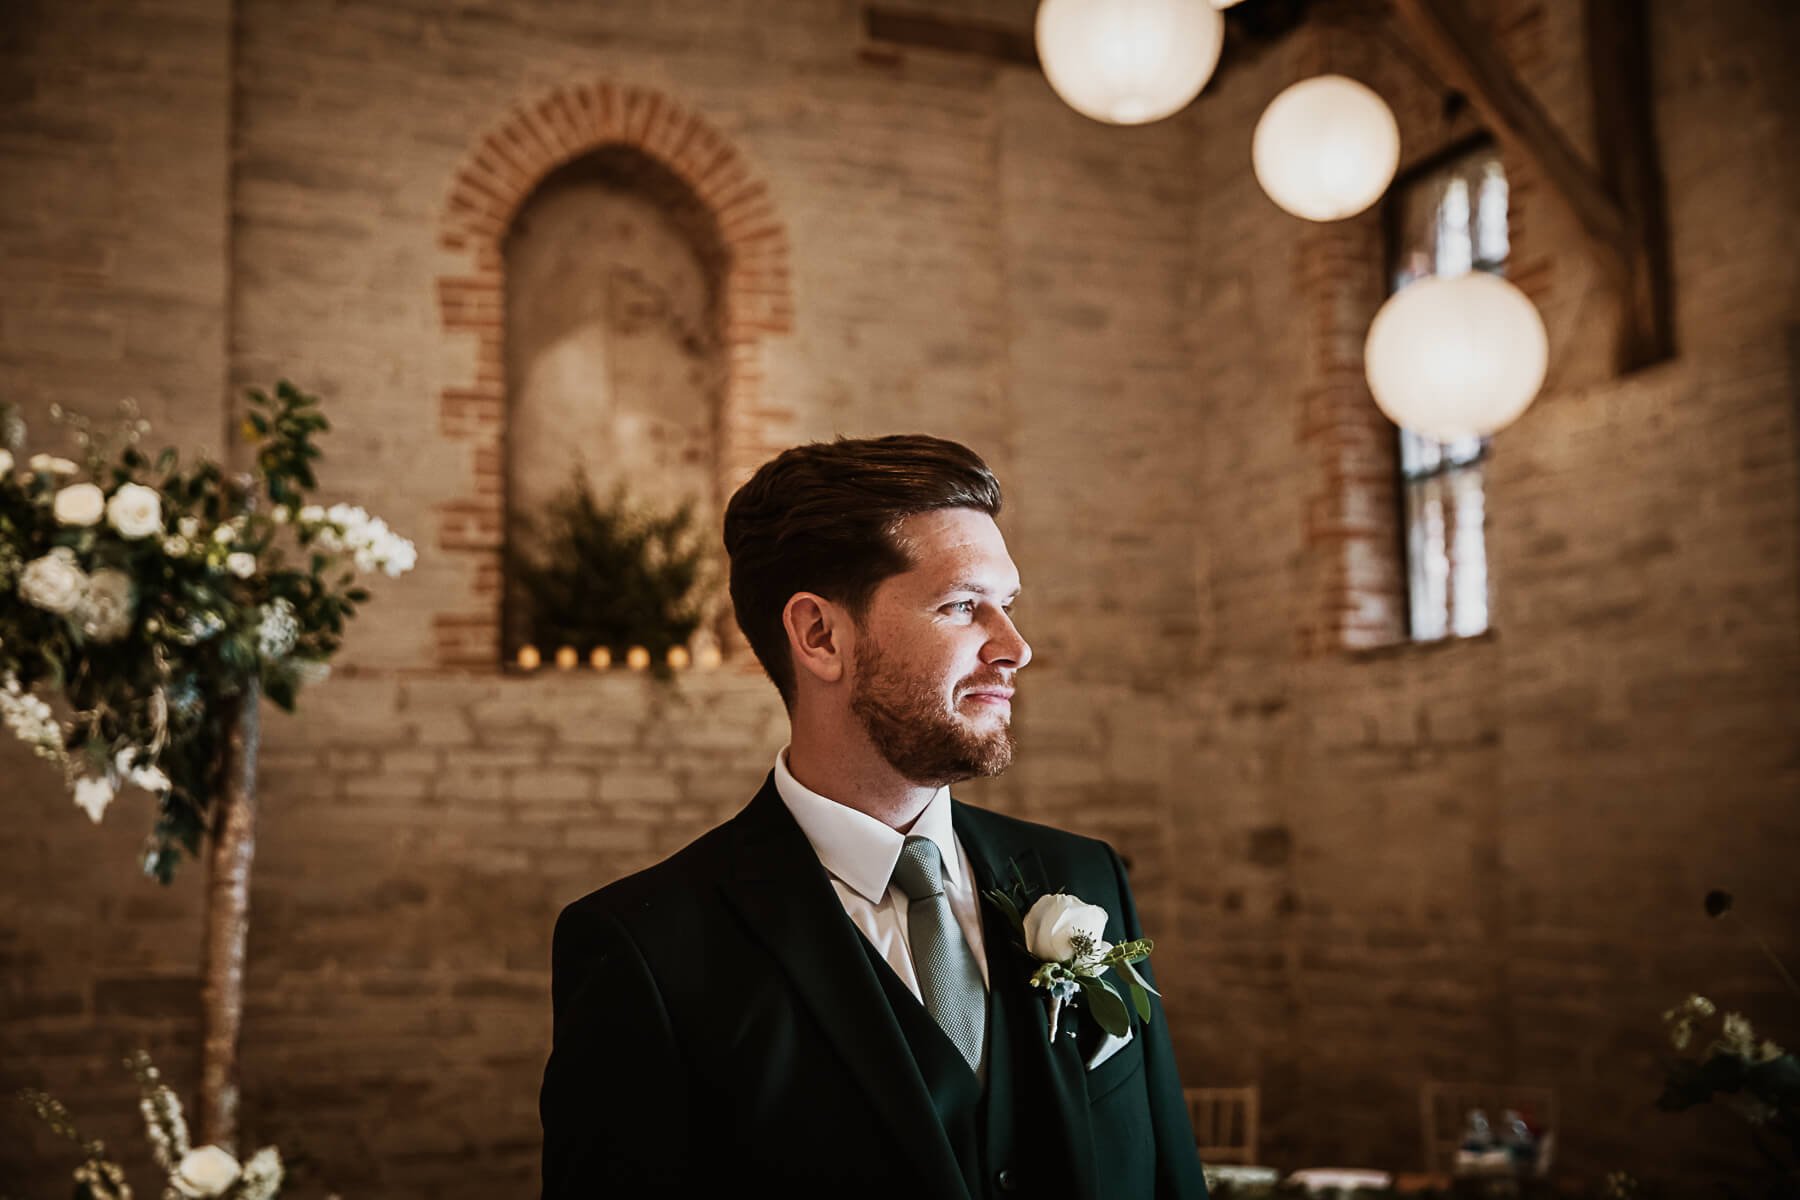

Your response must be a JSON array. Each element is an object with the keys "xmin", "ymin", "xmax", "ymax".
[
  {"xmin": 955, "ymin": 802, "xmax": 1102, "ymax": 1200},
  {"xmin": 718, "ymin": 777, "xmax": 973, "ymax": 1200}
]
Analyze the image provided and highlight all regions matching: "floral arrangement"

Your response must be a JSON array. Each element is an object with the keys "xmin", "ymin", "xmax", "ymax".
[
  {"xmin": 509, "ymin": 468, "xmax": 713, "ymax": 676},
  {"xmin": 0, "ymin": 384, "xmax": 414, "ymax": 881},
  {"xmin": 19, "ymin": 1051, "xmax": 286, "ymax": 1200},
  {"xmin": 1655, "ymin": 893, "xmax": 1800, "ymax": 1176},
  {"xmin": 984, "ymin": 875, "xmax": 1158, "ymax": 1041}
]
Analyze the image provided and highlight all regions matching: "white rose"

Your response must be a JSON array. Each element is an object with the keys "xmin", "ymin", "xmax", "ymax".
[
  {"xmin": 73, "ymin": 775, "xmax": 115, "ymax": 823},
  {"xmin": 76, "ymin": 568, "xmax": 135, "ymax": 642},
  {"xmin": 163, "ymin": 535, "xmax": 191, "ymax": 557},
  {"xmin": 298, "ymin": 504, "xmax": 324, "ymax": 523},
  {"xmin": 18, "ymin": 547, "xmax": 87, "ymax": 614},
  {"xmin": 106, "ymin": 482, "xmax": 163, "ymax": 539},
  {"xmin": 0, "ymin": 448, "xmax": 12, "ymax": 479},
  {"xmin": 178, "ymin": 516, "xmax": 201, "ymax": 538},
  {"xmin": 29, "ymin": 453, "xmax": 78, "ymax": 477},
  {"xmin": 172, "ymin": 1145, "xmax": 242, "ymax": 1198},
  {"xmin": 225, "ymin": 551, "xmax": 257, "ymax": 579},
  {"xmin": 53, "ymin": 482, "xmax": 105, "ymax": 527},
  {"xmin": 213, "ymin": 524, "xmax": 236, "ymax": 545},
  {"xmin": 1024, "ymin": 893, "xmax": 1112, "ymax": 965}
]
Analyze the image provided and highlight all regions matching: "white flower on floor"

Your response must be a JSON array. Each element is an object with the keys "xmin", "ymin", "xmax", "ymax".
[
  {"xmin": 53, "ymin": 482, "xmax": 106, "ymax": 527},
  {"xmin": 19, "ymin": 547, "xmax": 88, "ymax": 614},
  {"xmin": 225, "ymin": 551, "xmax": 257, "ymax": 579},
  {"xmin": 76, "ymin": 568, "xmax": 135, "ymax": 643},
  {"xmin": 172, "ymin": 1145, "xmax": 242, "ymax": 1198},
  {"xmin": 106, "ymin": 482, "xmax": 164, "ymax": 539},
  {"xmin": 236, "ymin": 1146, "xmax": 285, "ymax": 1200},
  {"xmin": 73, "ymin": 774, "xmax": 115, "ymax": 823},
  {"xmin": 29, "ymin": 453, "xmax": 78, "ymax": 477}
]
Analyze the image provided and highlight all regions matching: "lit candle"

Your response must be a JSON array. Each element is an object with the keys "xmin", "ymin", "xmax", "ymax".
[
  {"xmin": 697, "ymin": 643, "xmax": 723, "ymax": 670},
  {"xmin": 516, "ymin": 644, "xmax": 541, "ymax": 670},
  {"xmin": 589, "ymin": 646, "xmax": 612, "ymax": 670},
  {"xmin": 626, "ymin": 646, "xmax": 651, "ymax": 671},
  {"xmin": 667, "ymin": 645, "xmax": 691, "ymax": 670},
  {"xmin": 555, "ymin": 646, "xmax": 577, "ymax": 670}
]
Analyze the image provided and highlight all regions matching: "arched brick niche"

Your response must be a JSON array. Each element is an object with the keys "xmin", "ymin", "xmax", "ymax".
[{"xmin": 433, "ymin": 84, "xmax": 795, "ymax": 670}]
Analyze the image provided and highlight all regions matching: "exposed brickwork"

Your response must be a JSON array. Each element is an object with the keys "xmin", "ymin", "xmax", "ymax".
[
  {"xmin": 433, "ymin": 83, "xmax": 795, "ymax": 669},
  {"xmin": 1, "ymin": 0, "xmax": 1797, "ymax": 1195}
]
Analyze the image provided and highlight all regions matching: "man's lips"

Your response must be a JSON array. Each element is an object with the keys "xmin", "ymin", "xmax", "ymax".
[{"xmin": 962, "ymin": 688, "xmax": 1014, "ymax": 704}]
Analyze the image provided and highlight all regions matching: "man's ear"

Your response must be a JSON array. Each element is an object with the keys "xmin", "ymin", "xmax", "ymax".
[{"xmin": 783, "ymin": 592, "xmax": 848, "ymax": 686}]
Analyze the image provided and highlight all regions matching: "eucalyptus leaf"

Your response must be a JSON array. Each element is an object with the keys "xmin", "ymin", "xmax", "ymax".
[
  {"xmin": 984, "ymin": 888, "xmax": 1026, "ymax": 942},
  {"xmin": 1120, "ymin": 957, "xmax": 1161, "ymax": 998},
  {"xmin": 1079, "ymin": 976, "xmax": 1131, "ymax": 1037},
  {"xmin": 1125, "ymin": 977, "xmax": 1151, "ymax": 1022}
]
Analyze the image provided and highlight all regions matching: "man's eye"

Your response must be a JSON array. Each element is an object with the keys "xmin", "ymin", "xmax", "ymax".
[{"xmin": 946, "ymin": 600, "xmax": 976, "ymax": 615}]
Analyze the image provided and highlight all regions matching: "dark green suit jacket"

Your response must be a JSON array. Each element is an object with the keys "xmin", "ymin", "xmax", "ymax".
[{"xmin": 540, "ymin": 774, "xmax": 1208, "ymax": 1198}]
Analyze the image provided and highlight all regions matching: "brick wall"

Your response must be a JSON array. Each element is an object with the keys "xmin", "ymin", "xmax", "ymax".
[
  {"xmin": 1173, "ymin": 0, "xmax": 1800, "ymax": 1184},
  {"xmin": 3, "ymin": 0, "xmax": 1797, "ymax": 1194}
]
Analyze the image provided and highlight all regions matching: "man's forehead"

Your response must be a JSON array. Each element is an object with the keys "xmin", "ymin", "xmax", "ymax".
[{"xmin": 891, "ymin": 509, "xmax": 1020, "ymax": 592}]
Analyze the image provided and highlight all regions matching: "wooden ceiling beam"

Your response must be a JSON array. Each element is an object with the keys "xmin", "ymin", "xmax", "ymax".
[{"xmin": 1390, "ymin": 0, "xmax": 1672, "ymax": 369}]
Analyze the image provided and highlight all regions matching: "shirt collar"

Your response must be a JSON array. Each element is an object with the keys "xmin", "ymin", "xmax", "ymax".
[{"xmin": 773, "ymin": 746, "xmax": 961, "ymax": 903}]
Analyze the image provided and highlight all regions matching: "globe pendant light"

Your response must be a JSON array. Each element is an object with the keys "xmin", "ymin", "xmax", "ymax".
[
  {"xmin": 1035, "ymin": 0, "xmax": 1225, "ymax": 126},
  {"xmin": 1364, "ymin": 271, "xmax": 1549, "ymax": 441},
  {"xmin": 1253, "ymin": 75, "xmax": 1401, "ymax": 221}
]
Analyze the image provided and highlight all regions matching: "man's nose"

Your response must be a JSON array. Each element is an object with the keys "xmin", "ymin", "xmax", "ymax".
[{"xmin": 984, "ymin": 611, "xmax": 1031, "ymax": 670}]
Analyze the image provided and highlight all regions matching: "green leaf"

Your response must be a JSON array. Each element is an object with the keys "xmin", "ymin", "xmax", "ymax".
[
  {"xmin": 263, "ymin": 670, "xmax": 298, "ymax": 712},
  {"xmin": 1124, "ymin": 977, "xmax": 1151, "ymax": 1022},
  {"xmin": 983, "ymin": 888, "xmax": 1026, "ymax": 943},
  {"xmin": 1119, "ymin": 957, "xmax": 1160, "ymax": 998},
  {"xmin": 1079, "ymin": 976, "xmax": 1130, "ymax": 1037}
]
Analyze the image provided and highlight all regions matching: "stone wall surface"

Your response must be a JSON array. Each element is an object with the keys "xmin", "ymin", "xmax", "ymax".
[{"xmin": 3, "ymin": 0, "xmax": 1797, "ymax": 1195}]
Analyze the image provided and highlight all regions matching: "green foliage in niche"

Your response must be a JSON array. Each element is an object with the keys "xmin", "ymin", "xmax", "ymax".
[{"xmin": 511, "ymin": 468, "xmax": 712, "ymax": 675}]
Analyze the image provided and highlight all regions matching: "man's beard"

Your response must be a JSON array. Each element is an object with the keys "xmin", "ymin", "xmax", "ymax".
[{"xmin": 849, "ymin": 632, "xmax": 1016, "ymax": 787}]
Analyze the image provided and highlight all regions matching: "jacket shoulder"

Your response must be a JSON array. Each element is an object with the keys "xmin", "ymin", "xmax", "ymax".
[{"xmin": 955, "ymin": 800, "xmax": 1121, "ymax": 863}]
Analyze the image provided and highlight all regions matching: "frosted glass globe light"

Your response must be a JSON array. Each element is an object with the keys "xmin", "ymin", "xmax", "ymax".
[
  {"xmin": 1035, "ymin": 0, "xmax": 1225, "ymax": 126},
  {"xmin": 1364, "ymin": 271, "xmax": 1549, "ymax": 441},
  {"xmin": 1253, "ymin": 75, "xmax": 1401, "ymax": 221}
]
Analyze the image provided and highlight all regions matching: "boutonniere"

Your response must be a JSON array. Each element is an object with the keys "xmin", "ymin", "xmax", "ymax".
[{"xmin": 984, "ymin": 869, "xmax": 1158, "ymax": 1042}]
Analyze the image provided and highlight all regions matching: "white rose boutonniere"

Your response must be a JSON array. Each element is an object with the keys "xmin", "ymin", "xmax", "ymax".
[
  {"xmin": 53, "ymin": 481, "xmax": 106, "ymax": 527},
  {"xmin": 106, "ymin": 481, "xmax": 164, "ymax": 538},
  {"xmin": 985, "ymin": 874, "xmax": 1159, "ymax": 1042}
]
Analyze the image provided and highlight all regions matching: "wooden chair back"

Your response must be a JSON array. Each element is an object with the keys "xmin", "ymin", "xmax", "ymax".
[{"xmin": 1184, "ymin": 1085, "xmax": 1260, "ymax": 1165}]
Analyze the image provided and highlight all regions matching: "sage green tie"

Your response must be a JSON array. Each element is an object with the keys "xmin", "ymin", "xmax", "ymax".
[{"xmin": 892, "ymin": 835, "xmax": 987, "ymax": 1073}]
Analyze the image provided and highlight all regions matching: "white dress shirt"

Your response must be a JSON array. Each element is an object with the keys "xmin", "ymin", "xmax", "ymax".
[{"xmin": 773, "ymin": 747, "xmax": 990, "ymax": 1000}]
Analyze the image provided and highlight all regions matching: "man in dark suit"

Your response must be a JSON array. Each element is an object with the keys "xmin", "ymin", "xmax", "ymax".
[{"xmin": 541, "ymin": 435, "xmax": 1208, "ymax": 1198}]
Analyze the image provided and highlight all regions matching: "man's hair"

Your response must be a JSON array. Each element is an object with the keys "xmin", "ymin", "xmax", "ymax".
[{"xmin": 723, "ymin": 434, "xmax": 1003, "ymax": 707}]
